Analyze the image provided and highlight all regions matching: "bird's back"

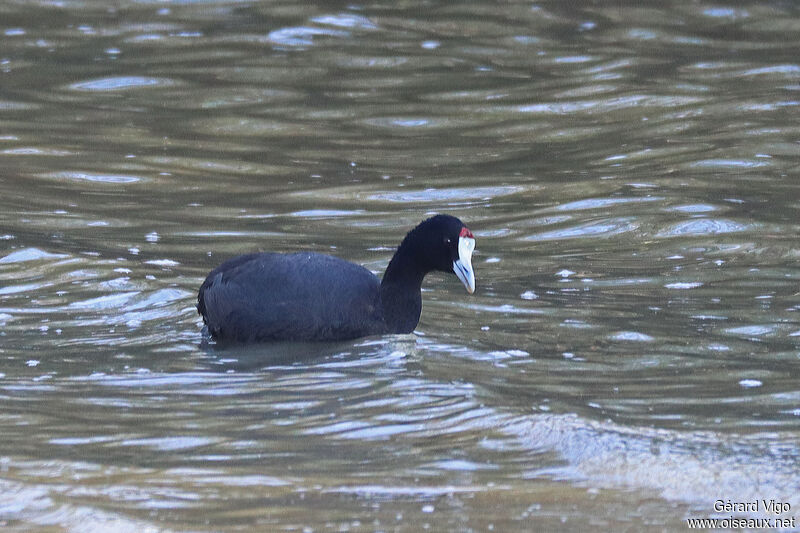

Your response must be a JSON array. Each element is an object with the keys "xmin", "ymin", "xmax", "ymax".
[{"xmin": 198, "ymin": 252, "xmax": 385, "ymax": 342}]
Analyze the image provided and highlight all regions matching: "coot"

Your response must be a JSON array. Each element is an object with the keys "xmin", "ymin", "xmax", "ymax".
[{"xmin": 197, "ymin": 214, "xmax": 476, "ymax": 343}]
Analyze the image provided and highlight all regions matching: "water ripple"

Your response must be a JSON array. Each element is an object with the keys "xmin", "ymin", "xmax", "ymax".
[
  {"xmin": 368, "ymin": 186, "xmax": 523, "ymax": 203},
  {"xmin": 657, "ymin": 218, "xmax": 751, "ymax": 237},
  {"xmin": 555, "ymin": 196, "xmax": 662, "ymax": 211},
  {"xmin": 690, "ymin": 158, "xmax": 771, "ymax": 168},
  {"xmin": 525, "ymin": 218, "xmax": 637, "ymax": 241},
  {"xmin": 69, "ymin": 76, "xmax": 175, "ymax": 91},
  {"xmin": 39, "ymin": 171, "xmax": 144, "ymax": 184},
  {"xmin": 515, "ymin": 95, "xmax": 704, "ymax": 114},
  {"xmin": 311, "ymin": 14, "xmax": 377, "ymax": 30},
  {"xmin": 267, "ymin": 26, "xmax": 350, "ymax": 47},
  {"xmin": 0, "ymin": 248, "xmax": 68, "ymax": 264}
]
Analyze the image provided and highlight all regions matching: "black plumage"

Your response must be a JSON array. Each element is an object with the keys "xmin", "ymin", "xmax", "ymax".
[{"xmin": 198, "ymin": 214, "xmax": 476, "ymax": 343}]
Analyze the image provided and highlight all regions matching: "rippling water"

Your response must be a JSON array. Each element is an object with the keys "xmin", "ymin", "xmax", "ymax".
[{"xmin": 1, "ymin": 1, "xmax": 799, "ymax": 530}]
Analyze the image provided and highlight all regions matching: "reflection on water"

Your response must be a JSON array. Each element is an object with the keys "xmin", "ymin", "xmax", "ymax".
[{"xmin": 1, "ymin": 0, "xmax": 800, "ymax": 530}]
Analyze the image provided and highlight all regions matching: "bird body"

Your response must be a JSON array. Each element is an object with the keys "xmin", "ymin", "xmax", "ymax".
[{"xmin": 198, "ymin": 215, "xmax": 475, "ymax": 343}]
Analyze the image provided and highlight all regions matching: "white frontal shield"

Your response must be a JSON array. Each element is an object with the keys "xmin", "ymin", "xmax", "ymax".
[{"xmin": 453, "ymin": 235, "xmax": 476, "ymax": 294}]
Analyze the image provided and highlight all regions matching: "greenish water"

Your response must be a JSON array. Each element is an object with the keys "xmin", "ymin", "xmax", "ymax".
[{"xmin": 1, "ymin": 1, "xmax": 799, "ymax": 530}]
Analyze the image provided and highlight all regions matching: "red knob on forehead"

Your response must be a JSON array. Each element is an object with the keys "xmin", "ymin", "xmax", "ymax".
[{"xmin": 459, "ymin": 227, "xmax": 474, "ymax": 239}]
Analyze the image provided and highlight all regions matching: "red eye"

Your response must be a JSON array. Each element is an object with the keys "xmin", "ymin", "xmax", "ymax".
[{"xmin": 459, "ymin": 227, "xmax": 474, "ymax": 238}]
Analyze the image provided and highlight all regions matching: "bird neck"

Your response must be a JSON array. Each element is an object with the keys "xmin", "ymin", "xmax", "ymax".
[{"xmin": 379, "ymin": 238, "xmax": 427, "ymax": 333}]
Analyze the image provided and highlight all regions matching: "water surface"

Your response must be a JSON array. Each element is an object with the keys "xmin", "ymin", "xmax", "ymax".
[{"xmin": 1, "ymin": 1, "xmax": 799, "ymax": 530}]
